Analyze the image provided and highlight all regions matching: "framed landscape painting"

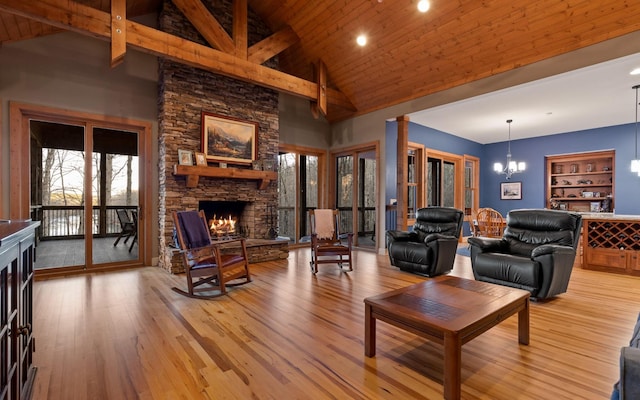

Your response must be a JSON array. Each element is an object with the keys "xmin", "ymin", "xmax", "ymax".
[
  {"xmin": 500, "ymin": 181, "xmax": 522, "ymax": 200},
  {"xmin": 201, "ymin": 112, "xmax": 258, "ymax": 165}
]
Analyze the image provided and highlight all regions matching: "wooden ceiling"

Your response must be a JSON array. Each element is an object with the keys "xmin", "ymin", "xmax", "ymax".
[{"xmin": 1, "ymin": 0, "xmax": 640, "ymax": 122}]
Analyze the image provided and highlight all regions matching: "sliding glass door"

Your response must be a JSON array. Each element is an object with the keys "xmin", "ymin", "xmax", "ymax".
[
  {"xmin": 91, "ymin": 127, "xmax": 140, "ymax": 265},
  {"xmin": 333, "ymin": 143, "xmax": 378, "ymax": 249},
  {"xmin": 277, "ymin": 146, "xmax": 325, "ymax": 245},
  {"xmin": 29, "ymin": 120, "xmax": 142, "ymax": 271}
]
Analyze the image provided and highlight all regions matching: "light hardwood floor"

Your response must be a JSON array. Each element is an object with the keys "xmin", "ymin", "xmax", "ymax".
[{"xmin": 32, "ymin": 248, "xmax": 638, "ymax": 399}]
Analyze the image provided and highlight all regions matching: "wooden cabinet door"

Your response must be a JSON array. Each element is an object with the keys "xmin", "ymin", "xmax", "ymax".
[
  {"xmin": 17, "ymin": 234, "xmax": 35, "ymax": 398},
  {"xmin": 584, "ymin": 247, "xmax": 627, "ymax": 271},
  {"xmin": 0, "ymin": 241, "xmax": 19, "ymax": 400},
  {"xmin": 628, "ymin": 251, "xmax": 640, "ymax": 272}
]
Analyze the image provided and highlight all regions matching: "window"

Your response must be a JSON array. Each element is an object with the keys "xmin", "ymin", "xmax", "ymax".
[
  {"xmin": 464, "ymin": 155, "xmax": 479, "ymax": 217},
  {"xmin": 425, "ymin": 149, "xmax": 463, "ymax": 210},
  {"xmin": 407, "ymin": 143, "xmax": 424, "ymax": 225},
  {"xmin": 331, "ymin": 142, "xmax": 379, "ymax": 249},
  {"xmin": 277, "ymin": 145, "xmax": 326, "ymax": 245}
]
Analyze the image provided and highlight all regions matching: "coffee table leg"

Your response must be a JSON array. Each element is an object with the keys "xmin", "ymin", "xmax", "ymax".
[
  {"xmin": 365, "ymin": 303, "xmax": 376, "ymax": 357},
  {"xmin": 518, "ymin": 298, "xmax": 530, "ymax": 345},
  {"xmin": 443, "ymin": 332, "xmax": 461, "ymax": 400}
]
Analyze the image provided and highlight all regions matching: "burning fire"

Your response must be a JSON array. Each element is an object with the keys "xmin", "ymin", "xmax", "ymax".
[{"xmin": 209, "ymin": 215, "xmax": 236, "ymax": 236}]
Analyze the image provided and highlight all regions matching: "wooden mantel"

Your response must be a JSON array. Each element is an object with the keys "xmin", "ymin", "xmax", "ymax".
[{"xmin": 173, "ymin": 164, "xmax": 277, "ymax": 189}]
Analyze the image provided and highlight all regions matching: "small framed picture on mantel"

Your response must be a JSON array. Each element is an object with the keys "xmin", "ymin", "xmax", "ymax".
[
  {"xmin": 194, "ymin": 152, "xmax": 207, "ymax": 166},
  {"xmin": 178, "ymin": 149, "xmax": 193, "ymax": 166}
]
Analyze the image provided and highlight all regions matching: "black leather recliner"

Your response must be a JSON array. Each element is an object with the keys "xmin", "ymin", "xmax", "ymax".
[
  {"xmin": 467, "ymin": 209, "xmax": 582, "ymax": 300},
  {"xmin": 386, "ymin": 207, "xmax": 464, "ymax": 277}
]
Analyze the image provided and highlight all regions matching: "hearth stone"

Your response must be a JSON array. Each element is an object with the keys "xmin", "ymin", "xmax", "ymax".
[{"xmin": 167, "ymin": 238, "xmax": 289, "ymax": 274}]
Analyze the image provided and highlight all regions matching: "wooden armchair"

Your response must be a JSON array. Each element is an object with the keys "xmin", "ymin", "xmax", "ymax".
[
  {"xmin": 475, "ymin": 208, "xmax": 505, "ymax": 238},
  {"xmin": 309, "ymin": 209, "xmax": 353, "ymax": 274},
  {"xmin": 172, "ymin": 210, "xmax": 251, "ymax": 299},
  {"xmin": 114, "ymin": 209, "xmax": 136, "ymax": 248}
]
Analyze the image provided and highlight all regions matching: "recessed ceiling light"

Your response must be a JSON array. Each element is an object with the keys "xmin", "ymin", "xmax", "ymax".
[
  {"xmin": 417, "ymin": 0, "xmax": 430, "ymax": 12},
  {"xmin": 356, "ymin": 34, "xmax": 367, "ymax": 46},
  {"xmin": 631, "ymin": 67, "xmax": 640, "ymax": 75}
]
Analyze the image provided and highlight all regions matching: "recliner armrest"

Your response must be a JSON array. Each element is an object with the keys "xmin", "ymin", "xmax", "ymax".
[
  {"xmin": 531, "ymin": 244, "xmax": 575, "ymax": 258},
  {"xmin": 467, "ymin": 236, "xmax": 506, "ymax": 252},
  {"xmin": 386, "ymin": 230, "xmax": 417, "ymax": 242},
  {"xmin": 620, "ymin": 346, "xmax": 640, "ymax": 400},
  {"xmin": 424, "ymin": 232, "xmax": 457, "ymax": 244}
]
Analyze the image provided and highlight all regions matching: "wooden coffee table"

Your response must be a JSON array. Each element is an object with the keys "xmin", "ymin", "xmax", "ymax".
[{"xmin": 364, "ymin": 275, "xmax": 530, "ymax": 400}]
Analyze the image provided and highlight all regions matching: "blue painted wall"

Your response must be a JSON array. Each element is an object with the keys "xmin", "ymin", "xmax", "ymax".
[
  {"xmin": 385, "ymin": 120, "xmax": 484, "ymax": 205},
  {"xmin": 386, "ymin": 121, "xmax": 640, "ymax": 226},
  {"xmin": 482, "ymin": 123, "xmax": 640, "ymax": 216}
]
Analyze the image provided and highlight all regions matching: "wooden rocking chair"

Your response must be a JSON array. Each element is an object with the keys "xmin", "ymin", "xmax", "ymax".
[
  {"xmin": 309, "ymin": 209, "xmax": 353, "ymax": 274},
  {"xmin": 172, "ymin": 210, "xmax": 251, "ymax": 299}
]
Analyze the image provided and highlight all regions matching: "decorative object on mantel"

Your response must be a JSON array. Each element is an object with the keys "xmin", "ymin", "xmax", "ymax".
[
  {"xmin": 201, "ymin": 111, "xmax": 258, "ymax": 165},
  {"xmin": 178, "ymin": 149, "xmax": 193, "ymax": 165},
  {"xmin": 494, "ymin": 119, "xmax": 526, "ymax": 179},
  {"xmin": 194, "ymin": 151, "xmax": 207, "ymax": 166},
  {"xmin": 630, "ymin": 84, "xmax": 640, "ymax": 176},
  {"xmin": 219, "ymin": 162, "xmax": 227, "ymax": 168},
  {"xmin": 262, "ymin": 159, "xmax": 274, "ymax": 171}
]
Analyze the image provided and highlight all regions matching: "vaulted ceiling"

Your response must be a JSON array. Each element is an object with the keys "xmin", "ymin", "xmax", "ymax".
[{"xmin": 1, "ymin": 0, "xmax": 640, "ymax": 126}]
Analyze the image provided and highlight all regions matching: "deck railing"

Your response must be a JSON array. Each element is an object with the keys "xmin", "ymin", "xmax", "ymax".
[{"xmin": 34, "ymin": 205, "xmax": 137, "ymax": 239}]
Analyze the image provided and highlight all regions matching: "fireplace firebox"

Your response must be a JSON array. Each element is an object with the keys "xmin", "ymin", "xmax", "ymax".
[{"xmin": 199, "ymin": 201, "xmax": 250, "ymax": 238}]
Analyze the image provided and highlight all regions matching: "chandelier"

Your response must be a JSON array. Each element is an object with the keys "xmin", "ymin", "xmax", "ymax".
[{"xmin": 494, "ymin": 119, "xmax": 525, "ymax": 180}]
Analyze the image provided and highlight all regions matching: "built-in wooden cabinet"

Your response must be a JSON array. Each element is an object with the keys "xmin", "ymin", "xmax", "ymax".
[
  {"xmin": 546, "ymin": 150, "xmax": 614, "ymax": 213},
  {"xmin": 582, "ymin": 217, "xmax": 640, "ymax": 275},
  {"xmin": 0, "ymin": 221, "xmax": 39, "ymax": 400}
]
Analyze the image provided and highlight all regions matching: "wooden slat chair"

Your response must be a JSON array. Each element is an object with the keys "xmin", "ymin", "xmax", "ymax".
[
  {"xmin": 475, "ymin": 208, "xmax": 505, "ymax": 238},
  {"xmin": 309, "ymin": 209, "xmax": 353, "ymax": 274},
  {"xmin": 128, "ymin": 209, "xmax": 138, "ymax": 253},
  {"xmin": 172, "ymin": 210, "xmax": 251, "ymax": 299},
  {"xmin": 113, "ymin": 209, "xmax": 135, "ymax": 247}
]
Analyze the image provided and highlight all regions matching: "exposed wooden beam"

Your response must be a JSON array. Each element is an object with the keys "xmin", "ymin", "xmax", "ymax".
[
  {"xmin": 248, "ymin": 25, "xmax": 298, "ymax": 65},
  {"xmin": 110, "ymin": 0, "xmax": 126, "ymax": 67},
  {"xmin": 317, "ymin": 60, "xmax": 327, "ymax": 117},
  {"xmin": 171, "ymin": 0, "xmax": 235, "ymax": 54},
  {"xmin": 0, "ymin": 0, "xmax": 356, "ymax": 114},
  {"xmin": 233, "ymin": 0, "xmax": 247, "ymax": 59}
]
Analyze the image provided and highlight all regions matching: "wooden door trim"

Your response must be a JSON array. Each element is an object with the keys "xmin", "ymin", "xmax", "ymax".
[{"xmin": 330, "ymin": 140, "xmax": 380, "ymax": 249}]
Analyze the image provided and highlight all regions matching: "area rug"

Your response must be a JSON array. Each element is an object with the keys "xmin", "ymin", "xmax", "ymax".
[{"xmin": 456, "ymin": 246, "xmax": 470, "ymax": 257}]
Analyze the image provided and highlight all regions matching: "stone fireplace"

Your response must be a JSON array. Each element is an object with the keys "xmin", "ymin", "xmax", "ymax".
[{"xmin": 157, "ymin": 0, "xmax": 286, "ymax": 273}]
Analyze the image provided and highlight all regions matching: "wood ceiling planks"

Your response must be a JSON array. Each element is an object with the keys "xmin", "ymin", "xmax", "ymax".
[{"xmin": 1, "ymin": 0, "xmax": 640, "ymax": 122}]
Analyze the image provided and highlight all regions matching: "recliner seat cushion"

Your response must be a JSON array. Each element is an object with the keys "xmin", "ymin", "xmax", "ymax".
[{"xmin": 473, "ymin": 253, "xmax": 539, "ymax": 291}]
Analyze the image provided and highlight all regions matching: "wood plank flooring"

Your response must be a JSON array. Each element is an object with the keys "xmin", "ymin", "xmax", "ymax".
[{"xmin": 31, "ymin": 248, "xmax": 638, "ymax": 399}]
